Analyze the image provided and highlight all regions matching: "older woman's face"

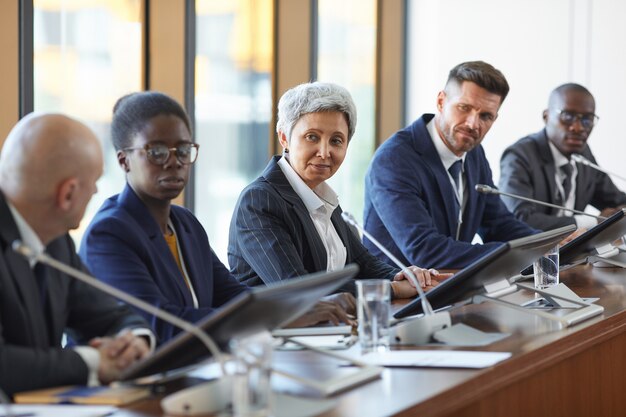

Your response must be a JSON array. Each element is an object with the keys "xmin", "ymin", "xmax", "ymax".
[{"xmin": 279, "ymin": 111, "xmax": 349, "ymax": 189}]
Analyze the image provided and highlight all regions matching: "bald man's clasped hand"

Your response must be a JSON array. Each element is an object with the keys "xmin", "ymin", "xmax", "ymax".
[{"xmin": 90, "ymin": 331, "xmax": 151, "ymax": 384}]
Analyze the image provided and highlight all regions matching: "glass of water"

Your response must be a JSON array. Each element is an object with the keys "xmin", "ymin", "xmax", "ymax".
[
  {"xmin": 534, "ymin": 245, "xmax": 559, "ymax": 289},
  {"xmin": 357, "ymin": 279, "xmax": 391, "ymax": 353},
  {"xmin": 230, "ymin": 332, "xmax": 273, "ymax": 417}
]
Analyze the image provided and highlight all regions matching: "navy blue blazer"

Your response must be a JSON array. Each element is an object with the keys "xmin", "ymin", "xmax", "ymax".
[
  {"xmin": 0, "ymin": 191, "xmax": 148, "ymax": 395},
  {"xmin": 363, "ymin": 114, "xmax": 536, "ymax": 270},
  {"xmin": 228, "ymin": 156, "xmax": 398, "ymax": 289},
  {"xmin": 80, "ymin": 184, "xmax": 247, "ymax": 343}
]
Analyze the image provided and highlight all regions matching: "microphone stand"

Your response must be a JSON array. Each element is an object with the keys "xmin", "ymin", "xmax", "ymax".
[
  {"xmin": 572, "ymin": 154, "xmax": 626, "ymax": 183},
  {"xmin": 475, "ymin": 184, "xmax": 605, "ymax": 221},
  {"xmin": 341, "ymin": 212, "xmax": 451, "ymax": 345},
  {"xmin": 475, "ymin": 184, "xmax": 626, "ymax": 268},
  {"xmin": 12, "ymin": 240, "xmax": 231, "ymax": 415}
]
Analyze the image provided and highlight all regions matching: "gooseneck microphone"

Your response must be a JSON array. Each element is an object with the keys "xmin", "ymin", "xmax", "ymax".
[
  {"xmin": 341, "ymin": 212, "xmax": 451, "ymax": 345},
  {"xmin": 475, "ymin": 184, "xmax": 605, "ymax": 221},
  {"xmin": 571, "ymin": 153, "xmax": 626, "ymax": 182},
  {"xmin": 341, "ymin": 212, "xmax": 434, "ymax": 315},
  {"xmin": 12, "ymin": 240, "xmax": 226, "ymax": 374}
]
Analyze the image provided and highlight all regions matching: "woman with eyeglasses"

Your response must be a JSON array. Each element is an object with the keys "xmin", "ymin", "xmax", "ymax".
[{"xmin": 80, "ymin": 91, "xmax": 353, "ymax": 344}]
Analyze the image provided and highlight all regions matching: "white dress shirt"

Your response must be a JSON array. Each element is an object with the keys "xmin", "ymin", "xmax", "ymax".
[
  {"xmin": 427, "ymin": 120, "xmax": 467, "ymax": 239},
  {"xmin": 278, "ymin": 156, "xmax": 347, "ymax": 272}
]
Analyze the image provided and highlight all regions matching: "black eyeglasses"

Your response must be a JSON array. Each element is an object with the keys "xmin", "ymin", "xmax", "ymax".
[
  {"xmin": 124, "ymin": 143, "xmax": 200, "ymax": 165},
  {"xmin": 555, "ymin": 109, "xmax": 599, "ymax": 129}
]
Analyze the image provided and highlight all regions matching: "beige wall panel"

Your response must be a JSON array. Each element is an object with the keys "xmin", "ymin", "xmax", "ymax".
[
  {"xmin": 376, "ymin": 0, "xmax": 404, "ymax": 145},
  {"xmin": 272, "ymin": 0, "xmax": 312, "ymax": 153},
  {"xmin": 149, "ymin": 0, "xmax": 186, "ymax": 205},
  {"xmin": 149, "ymin": 0, "xmax": 185, "ymax": 105},
  {"xmin": 0, "ymin": 1, "xmax": 19, "ymax": 147}
]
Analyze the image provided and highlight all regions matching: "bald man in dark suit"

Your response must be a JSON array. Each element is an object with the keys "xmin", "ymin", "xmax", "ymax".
[{"xmin": 0, "ymin": 113, "xmax": 151, "ymax": 396}]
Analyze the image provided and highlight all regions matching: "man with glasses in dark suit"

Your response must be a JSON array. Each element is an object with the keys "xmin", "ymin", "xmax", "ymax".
[{"xmin": 499, "ymin": 83, "xmax": 626, "ymax": 231}]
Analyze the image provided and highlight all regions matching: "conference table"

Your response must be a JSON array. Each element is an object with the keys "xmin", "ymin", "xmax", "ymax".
[{"xmin": 115, "ymin": 265, "xmax": 626, "ymax": 416}]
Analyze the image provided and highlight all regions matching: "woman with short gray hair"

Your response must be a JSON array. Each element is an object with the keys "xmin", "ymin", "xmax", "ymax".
[{"xmin": 228, "ymin": 81, "xmax": 440, "ymax": 300}]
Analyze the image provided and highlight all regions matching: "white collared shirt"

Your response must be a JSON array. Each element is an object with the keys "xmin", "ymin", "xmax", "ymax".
[
  {"xmin": 278, "ymin": 156, "xmax": 347, "ymax": 272},
  {"xmin": 548, "ymin": 141, "xmax": 594, "ymax": 229},
  {"xmin": 427, "ymin": 119, "xmax": 467, "ymax": 239},
  {"xmin": 8, "ymin": 202, "xmax": 45, "ymax": 268}
]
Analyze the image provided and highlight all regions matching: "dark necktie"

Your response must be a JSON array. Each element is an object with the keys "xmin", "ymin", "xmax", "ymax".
[
  {"xmin": 448, "ymin": 160, "xmax": 464, "ymax": 239},
  {"xmin": 33, "ymin": 262, "xmax": 51, "ymax": 343},
  {"xmin": 33, "ymin": 262, "xmax": 49, "ymax": 308},
  {"xmin": 561, "ymin": 163, "xmax": 573, "ymax": 201},
  {"xmin": 448, "ymin": 159, "xmax": 463, "ymax": 193}
]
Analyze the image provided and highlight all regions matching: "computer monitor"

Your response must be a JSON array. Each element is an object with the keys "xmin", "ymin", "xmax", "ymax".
[
  {"xmin": 559, "ymin": 208, "xmax": 626, "ymax": 266},
  {"xmin": 121, "ymin": 264, "xmax": 359, "ymax": 380},
  {"xmin": 394, "ymin": 225, "xmax": 575, "ymax": 319}
]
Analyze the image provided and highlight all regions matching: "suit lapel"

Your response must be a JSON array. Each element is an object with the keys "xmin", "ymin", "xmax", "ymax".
[
  {"xmin": 263, "ymin": 156, "xmax": 328, "ymax": 271},
  {"xmin": 0, "ymin": 192, "xmax": 52, "ymax": 347},
  {"xmin": 43, "ymin": 259, "xmax": 65, "ymax": 345},
  {"xmin": 411, "ymin": 118, "xmax": 460, "ymax": 236},
  {"xmin": 535, "ymin": 132, "xmax": 559, "ymax": 205},
  {"xmin": 118, "ymin": 185, "xmax": 194, "ymax": 305},
  {"xmin": 170, "ymin": 208, "xmax": 210, "ymax": 306}
]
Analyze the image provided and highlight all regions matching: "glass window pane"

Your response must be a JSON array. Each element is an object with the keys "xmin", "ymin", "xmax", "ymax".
[
  {"xmin": 316, "ymin": 0, "xmax": 377, "ymax": 225},
  {"xmin": 194, "ymin": 0, "xmax": 274, "ymax": 263},
  {"xmin": 33, "ymin": 0, "xmax": 143, "ymax": 245}
]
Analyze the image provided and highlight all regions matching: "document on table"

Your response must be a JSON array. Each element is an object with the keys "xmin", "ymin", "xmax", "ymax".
[
  {"xmin": 360, "ymin": 350, "xmax": 511, "ymax": 368},
  {"xmin": 0, "ymin": 404, "xmax": 117, "ymax": 417}
]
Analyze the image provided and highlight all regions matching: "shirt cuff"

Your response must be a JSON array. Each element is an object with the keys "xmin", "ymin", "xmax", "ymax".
[
  {"xmin": 73, "ymin": 346, "xmax": 100, "ymax": 386},
  {"xmin": 574, "ymin": 214, "xmax": 597, "ymax": 230},
  {"xmin": 129, "ymin": 327, "xmax": 156, "ymax": 352}
]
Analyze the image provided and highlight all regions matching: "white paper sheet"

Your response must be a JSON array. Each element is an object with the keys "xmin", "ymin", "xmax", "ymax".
[
  {"xmin": 0, "ymin": 404, "xmax": 117, "ymax": 417},
  {"xmin": 360, "ymin": 350, "xmax": 511, "ymax": 368}
]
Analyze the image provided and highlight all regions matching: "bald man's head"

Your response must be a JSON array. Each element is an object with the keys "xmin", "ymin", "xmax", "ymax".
[{"xmin": 0, "ymin": 113, "xmax": 103, "ymax": 243}]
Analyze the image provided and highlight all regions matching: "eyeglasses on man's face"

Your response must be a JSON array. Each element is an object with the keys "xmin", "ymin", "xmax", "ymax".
[
  {"xmin": 555, "ymin": 109, "xmax": 599, "ymax": 130},
  {"xmin": 124, "ymin": 142, "xmax": 200, "ymax": 165}
]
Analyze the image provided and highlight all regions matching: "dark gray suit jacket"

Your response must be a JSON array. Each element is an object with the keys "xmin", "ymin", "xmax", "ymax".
[
  {"xmin": 0, "ymin": 191, "xmax": 148, "ymax": 395},
  {"xmin": 228, "ymin": 156, "xmax": 398, "ymax": 291},
  {"xmin": 499, "ymin": 130, "xmax": 626, "ymax": 230}
]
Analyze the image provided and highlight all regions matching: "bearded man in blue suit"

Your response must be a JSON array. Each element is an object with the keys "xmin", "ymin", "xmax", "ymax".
[{"xmin": 364, "ymin": 61, "xmax": 537, "ymax": 269}]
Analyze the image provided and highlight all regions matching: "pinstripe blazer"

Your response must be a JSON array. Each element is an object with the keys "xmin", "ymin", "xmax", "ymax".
[{"xmin": 228, "ymin": 156, "xmax": 398, "ymax": 291}]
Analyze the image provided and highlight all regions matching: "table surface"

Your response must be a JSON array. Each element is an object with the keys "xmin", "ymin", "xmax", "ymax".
[{"xmin": 111, "ymin": 264, "xmax": 626, "ymax": 416}]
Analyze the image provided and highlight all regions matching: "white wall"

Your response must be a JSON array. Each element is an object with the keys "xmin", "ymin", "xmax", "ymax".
[{"xmin": 406, "ymin": 0, "xmax": 626, "ymax": 189}]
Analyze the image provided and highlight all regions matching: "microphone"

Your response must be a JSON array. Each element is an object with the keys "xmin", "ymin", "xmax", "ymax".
[
  {"xmin": 341, "ymin": 212, "xmax": 451, "ymax": 344},
  {"xmin": 475, "ymin": 184, "xmax": 605, "ymax": 221},
  {"xmin": 571, "ymin": 153, "xmax": 626, "ymax": 182},
  {"xmin": 12, "ymin": 240, "xmax": 231, "ymax": 414}
]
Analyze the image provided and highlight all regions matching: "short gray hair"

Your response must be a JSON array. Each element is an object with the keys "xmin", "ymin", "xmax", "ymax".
[{"xmin": 276, "ymin": 82, "xmax": 357, "ymax": 141}]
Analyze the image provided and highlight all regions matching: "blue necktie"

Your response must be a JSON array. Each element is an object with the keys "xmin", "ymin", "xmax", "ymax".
[
  {"xmin": 448, "ymin": 160, "xmax": 463, "ymax": 196},
  {"xmin": 448, "ymin": 160, "xmax": 464, "ymax": 239}
]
